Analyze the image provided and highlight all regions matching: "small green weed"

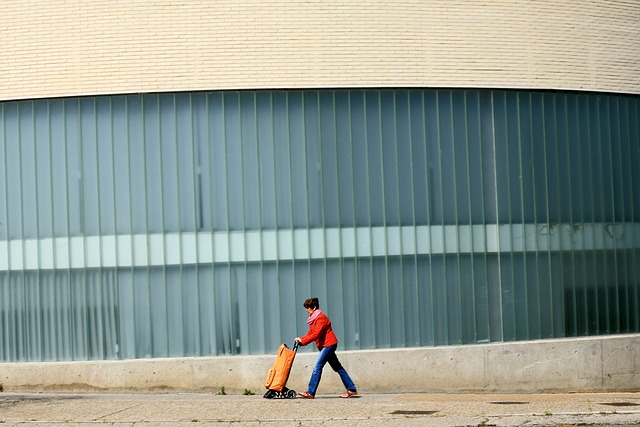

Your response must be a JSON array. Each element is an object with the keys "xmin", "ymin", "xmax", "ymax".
[
  {"xmin": 217, "ymin": 386, "xmax": 227, "ymax": 395},
  {"xmin": 244, "ymin": 389, "xmax": 255, "ymax": 396}
]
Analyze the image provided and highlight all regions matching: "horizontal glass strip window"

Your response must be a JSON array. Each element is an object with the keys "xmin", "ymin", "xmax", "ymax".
[{"xmin": 1, "ymin": 222, "xmax": 639, "ymax": 270}]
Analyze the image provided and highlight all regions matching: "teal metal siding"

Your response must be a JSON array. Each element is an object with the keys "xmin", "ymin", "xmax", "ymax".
[{"xmin": 0, "ymin": 89, "xmax": 639, "ymax": 362}]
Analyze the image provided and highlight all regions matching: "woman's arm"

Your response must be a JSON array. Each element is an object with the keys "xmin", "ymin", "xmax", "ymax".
[{"xmin": 296, "ymin": 316, "xmax": 328, "ymax": 346}]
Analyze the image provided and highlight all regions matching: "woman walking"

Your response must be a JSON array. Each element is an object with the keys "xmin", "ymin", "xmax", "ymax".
[{"xmin": 294, "ymin": 297, "xmax": 358, "ymax": 399}]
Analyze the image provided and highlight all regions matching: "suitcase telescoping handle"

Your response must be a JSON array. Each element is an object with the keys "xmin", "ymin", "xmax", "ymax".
[{"xmin": 293, "ymin": 341, "xmax": 299, "ymax": 352}]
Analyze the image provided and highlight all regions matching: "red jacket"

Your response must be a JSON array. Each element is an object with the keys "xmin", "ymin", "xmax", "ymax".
[{"xmin": 299, "ymin": 311, "xmax": 338, "ymax": 350}]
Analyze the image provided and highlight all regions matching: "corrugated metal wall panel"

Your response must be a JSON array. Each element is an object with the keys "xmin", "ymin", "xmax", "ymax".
[{"xmin": 0, "ymin": 89, "xmax": 639, "ymax": 361}]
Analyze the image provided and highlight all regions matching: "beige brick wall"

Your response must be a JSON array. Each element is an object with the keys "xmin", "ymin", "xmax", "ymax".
[{"xmin": 1, "ymin": 0, "xmax": 639, "ymax": 101}]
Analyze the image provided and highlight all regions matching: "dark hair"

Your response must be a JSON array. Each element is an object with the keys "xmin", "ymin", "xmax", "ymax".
[{"xmin": 303, "ymin": 297, "xmax": 319, "ymax": 310}]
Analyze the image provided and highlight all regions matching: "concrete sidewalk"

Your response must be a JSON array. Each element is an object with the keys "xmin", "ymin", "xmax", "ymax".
[{"xmin": 0, "ymin": 391, "xmax": 639, "ymax": 426}]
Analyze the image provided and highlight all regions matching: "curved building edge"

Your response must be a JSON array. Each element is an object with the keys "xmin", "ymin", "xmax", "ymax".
[{"xmin": 1, "ymin": 0, "xmax": 639, "ymax": 101}]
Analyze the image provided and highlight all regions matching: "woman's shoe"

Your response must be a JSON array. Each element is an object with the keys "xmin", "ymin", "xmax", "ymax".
[
  {"xmin": 340, "ymin": 390, "xmax": 358, "ymax": 398},
  {"xmin": 298, "ymin": 391, "xmax": 314, "ymax": 399}
]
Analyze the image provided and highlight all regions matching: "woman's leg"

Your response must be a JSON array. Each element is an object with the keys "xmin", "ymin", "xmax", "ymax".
[
  {"xmin": 327, "ymin": 352, "xmax": 357, "ymax": 392},
  {"xmin": 307, "ymin": 345, "xmax": 337, "ymax": 395}
]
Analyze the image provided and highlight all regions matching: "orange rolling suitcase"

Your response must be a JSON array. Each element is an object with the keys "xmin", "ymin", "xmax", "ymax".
[{"xmin": 263, "ymin": 342, "xmax": 299, "ymax": 399}]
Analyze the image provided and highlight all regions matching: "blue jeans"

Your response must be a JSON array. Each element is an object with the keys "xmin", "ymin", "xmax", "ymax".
[{"xmin": 307, "ymin": 344, "xmax": 356, "ymax": 396}]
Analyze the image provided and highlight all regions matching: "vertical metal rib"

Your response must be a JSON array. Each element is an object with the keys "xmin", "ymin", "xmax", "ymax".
[
  {"xmin": 108, "ymin": 97, "xmax": 121, "ymax": 358},
  {"xmin": 595, "ymin": 97, "xmax": 610, "ymax": 333},
  {"xmin": 124, "ymin": 96, "xmax": 138, "ymax": 357},
  {"xmin": 92, "ymin": 98, "xmax": 106, "ymax": 358},
  {"xmin": 607, "ymin": 96, "xmax": 621, "ymax": 332},
  {"xmin": 421, "ymin": 90, "xmax": 435, "ymax": 346},
  {"xmin": 140, "ymin": 95, "xmax": 153, "ymax": 357},
  {"xmin": 550, "ymin": 94, "xmax": 565, "ymax": 337},
  {"xmin": 449, "ymin": 91, "xmax": 462, "ymax": 344},
  {"xmin": 17, "ymin": 102, "xmax": 28, "ymax": 359},
  {"xmin": 157, "ymin": 95, "xmax": 169, "ymax": 356},
  {"xmin": 488, "ymin": 91, "xmax": 503, "ymax": 341},
  {"xmin": 332, "ymin": 90, "xmax": 347, "ymax": 343},
  {"xmin": 462, "ymin": 91, "xmax": 477, "ymax": 342},
  {"xmin": 527, "ymin": 94, "xmax": 542, "ymax": 338},
  {"xmin": 502, "ymin": 92, "xmax": 515, "ymax": 340},
  {"xmin": 173, "ymin": 94, "xmax": 186, "ymax": 355},
  {"xmin": 407, "ymin": 90, "xmax": 420, "ymax": 346},
  {"xmin": 585, "ymin": 97, "xmax": 600, "ymax": 334},
  {"xmin": 271, "ymin": 92, "xmax": 283, "ymax": 349},
  {"xmin": 225, "ymin": 91, "xmax": 235, "ymax": 354},
  {"xmin": 362, "ymin": 90, "xmax": 376, "ymax": 347},
  {"xmin": 376, "ymin": 90, "xmax": 391, "ymax": 346},
  {"xmin": 562, "ymin": 94, "xmax": 577, "ymax": 336},
  {"xmin": 629, "ymin": 98, "xmax": 640, "ymax": 330},
  {"xmin": 46, "ymin": 101, "xmax": 59, "ymax": 359},
  {"xmin": 251, "ymin": 91, "xmax": 268, "ymax": 353},
  {"xmin": 283, "ymin": 91, "xmax": 293, "ymax": 343},
  {"xmin": 478, "ymin": 90, "xmax": 489, "ymax": 342},
  {"xmin": 237, "ymin": 91, "xmax": 249, "ymax": 354},
  {"xmin": 61, "ymin": 100, "xmax": 75, "ymax": 359},
  {"xmin": 204, "ymin": 92, "xmax": 218, "ymax": 355},
  {"xmin": 30, "ymin": 101, "xmax": 44, "ymax": 361},
  {"xmin": 515, "ymin": 92, "xmax": 531, "ymax": 338},
  {"xmin": 435, "ymin": 90, "xmax": 450, "ymax": 344},
  {"xmin": 347, "ymin": 90, "xmax": 361, "ymax": 348},
  {"xmin": 393, "ymin": 91, "xmax": 407, "ymax": 346}
]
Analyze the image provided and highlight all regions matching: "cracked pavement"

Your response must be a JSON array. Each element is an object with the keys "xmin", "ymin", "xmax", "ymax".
[{"xmin": 0, "ymin": 391, "xmax": 639, "ymax": 426}]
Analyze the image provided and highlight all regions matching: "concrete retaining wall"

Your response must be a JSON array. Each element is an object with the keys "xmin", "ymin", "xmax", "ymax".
[{"xmin": 1, "ymin": 334, "xmax": 638, "ymax": 394}]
